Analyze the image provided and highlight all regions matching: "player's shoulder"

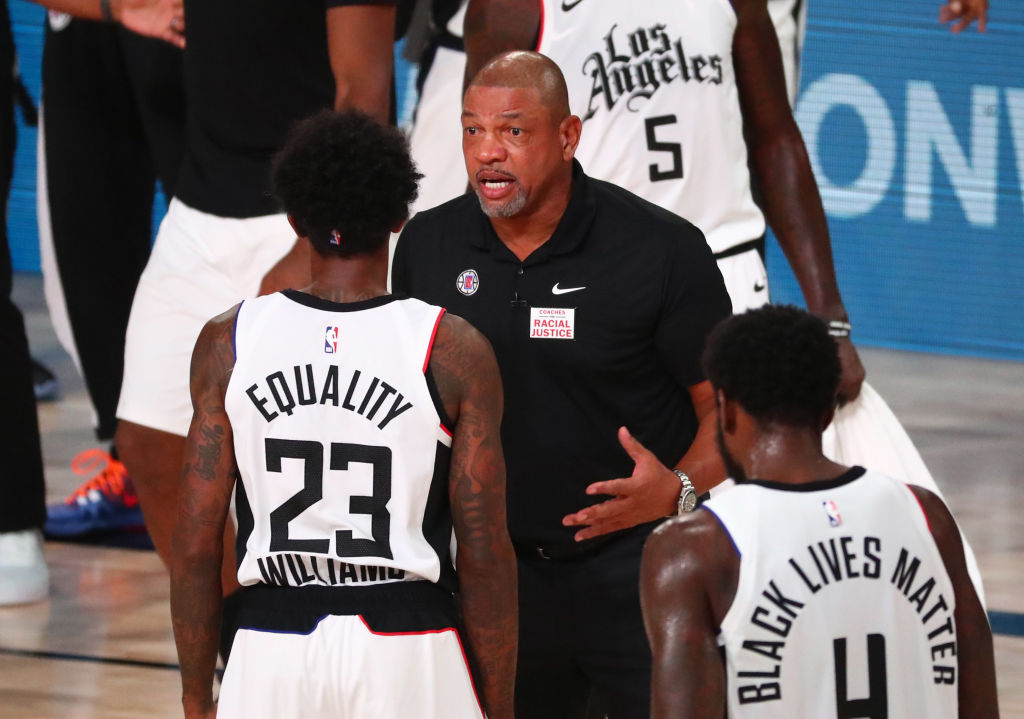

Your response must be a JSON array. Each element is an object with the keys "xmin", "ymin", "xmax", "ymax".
[
  {"xmin": 433, "ymin": 310, "xmax": 494, "ymax": 360},
  {"xmin": 642, "ymin": 510, "xmax": 739, "ymax": 596},
  {"xmin": 646, "ymin": 510, "xmax": 735, "ymax": 568}
]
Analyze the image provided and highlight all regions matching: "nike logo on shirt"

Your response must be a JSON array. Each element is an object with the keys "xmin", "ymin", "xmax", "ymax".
[
  {"xmin": 552, "ymin": 283, "xmax": 586, "ymax": 295},
  {"xmin": 561, "ymin": 0, "xmax": 587, "ymax": 9}
]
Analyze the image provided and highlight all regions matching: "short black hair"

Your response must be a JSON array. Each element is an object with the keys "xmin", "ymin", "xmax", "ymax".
[
  {"xmin": 702, "ymin": 305, "xmax": 841, "ymax": 428},
  {"xmin": 271, "ymin": 109, "xmax": 422, "ymax": 257}
]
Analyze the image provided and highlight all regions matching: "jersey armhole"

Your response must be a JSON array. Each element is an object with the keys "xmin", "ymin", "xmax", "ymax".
[
  {"xmin": 232, "ymin": 301, "xmax": 244, "ymax": 364},
  {"xmin": 701, "ymin": 505, "xmax": 741, "ymax": 558},
  {"xmin": 423, "ymin": 308, "xmax": 456, "ymax": 436},
  {"xmin": 907, "ymin": 485, "xmax": 933, "ymax": 534}
]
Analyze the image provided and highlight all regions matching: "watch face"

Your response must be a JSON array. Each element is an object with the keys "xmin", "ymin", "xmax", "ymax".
[{"xmin": 681, "ymin": 490, "xmax": 698, "ymax": 513}]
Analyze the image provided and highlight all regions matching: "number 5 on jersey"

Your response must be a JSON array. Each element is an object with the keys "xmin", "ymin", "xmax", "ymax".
[
  {"xmin": 645, "ymin": 114, "xmax": 684, "ymax": 182},
  {"xmin": 265, "ymin": 438, "xmax": 393, "ymax": 560}
]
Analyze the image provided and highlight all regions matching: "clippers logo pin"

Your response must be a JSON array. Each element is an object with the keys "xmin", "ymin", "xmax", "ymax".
[
  {"xmin": 456, "ymin": 269, "xmax": 480, "ymax": 296},
  {"xmin": 823, "ymin": 500, "xmax": 842, "ymax": 528},
  {"xmin": 329, "ymin": 230, "xmax": 342, "ymax": 246},
  {"xmin": 324, "ymin": 326, "xmax": 338, "ymax": 354}
]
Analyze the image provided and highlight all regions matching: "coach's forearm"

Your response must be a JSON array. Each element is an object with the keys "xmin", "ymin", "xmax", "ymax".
[
  {"xmin": 29, "ymin": 0, "xmax": 119, "ymax": 22},
  {"xmin": 676, "ymin": 413, "xmax": 726, "ymax": 496}
]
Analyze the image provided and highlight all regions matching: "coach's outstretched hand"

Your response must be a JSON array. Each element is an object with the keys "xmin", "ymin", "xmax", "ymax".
[
  {"xmin": 562, "ymin": 427, "xmax": 680, "ymax": 541},
  {"xmin": 30, "ymin": 0, "xmax": 185, "ymax": 48},
  {"xmin": 120, "ymin": 0, "xmax": 185, "ymax": 48}
]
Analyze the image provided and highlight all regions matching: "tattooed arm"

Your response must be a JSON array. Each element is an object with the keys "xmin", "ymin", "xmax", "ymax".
[
  {"xmin": 430, "ymin": 313, "xmax": 517, "ymax": 719},
  {"xmin": 170, "ymin": 306, "xmax": 240, "ymax": 719}
]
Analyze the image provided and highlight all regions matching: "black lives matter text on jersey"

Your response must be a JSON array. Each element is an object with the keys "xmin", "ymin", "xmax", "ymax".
[
  {"xmin": 734, "ymin": 534, "xmax": 957, "ymax": 709},
  {"xmin": 245, "ymin": 363, "xmax": 414, "ymax": 430},
  {"xmin": 582, "ymin": 23, "xmax": 725, "ymax": 120}
]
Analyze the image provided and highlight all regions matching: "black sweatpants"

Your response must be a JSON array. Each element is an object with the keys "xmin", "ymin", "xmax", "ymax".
[
  {"xmin": 0, "ymin": 0, "xmax": 45, "ymax": 533},
  {"xmin": 514, "ymin": 528, "xmax": 653, "ymax": 719},
  {"xmin": 40, "ymin": 16, "xmax": 184, "ymax": 441}
]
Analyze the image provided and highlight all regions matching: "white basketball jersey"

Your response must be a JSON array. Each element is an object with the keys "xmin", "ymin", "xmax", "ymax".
[
  {"xmin": 536, "ymin": 0, "xmax": 765, "ymax": 254},
  {"xmin": 704, "ymin": 469, "xmax": 958, "ymax": 719},
  {"xmin": 225, "ymin": 292, "xmax": 455, "ymax": 590}
]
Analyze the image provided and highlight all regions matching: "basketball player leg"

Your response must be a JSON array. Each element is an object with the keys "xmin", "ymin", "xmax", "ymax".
[
  {"xmin": 39, "ymin": 18, "xmax": 155, "ymax": 442},
  {"xmin": 118, "ymin": 202, "xmax": 292, "ymax": 590}
]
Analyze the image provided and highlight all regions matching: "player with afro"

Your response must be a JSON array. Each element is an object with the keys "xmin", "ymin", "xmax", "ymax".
[
  {"xmin": 271, "ymin": 108, "xmax": 422, "ymax": 257},
  {"xmin": 702, "ymin": 304, "xmax": 841, "ymax": 432}
]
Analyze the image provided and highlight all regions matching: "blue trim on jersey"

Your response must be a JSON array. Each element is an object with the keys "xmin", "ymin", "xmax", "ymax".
[
  {"xmin": 232, "ymin": 301, "xmax": 243, "ymax": 362},
  {"xmin": 701, "ymin": 505, "xmax": 741, "ymax": 558}
]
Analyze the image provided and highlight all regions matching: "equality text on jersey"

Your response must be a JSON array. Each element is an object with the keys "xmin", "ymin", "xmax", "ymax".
[
  {"xmin": 583, "ymin": 23, "xmax": 725, "ymax": 120},
  {"xmin": 245, "ymin": 363, "xmax": 414, "ymax": 430}
]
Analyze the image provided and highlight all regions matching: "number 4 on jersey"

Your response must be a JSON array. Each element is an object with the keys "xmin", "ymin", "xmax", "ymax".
[{"xmin": 834, "ymin": 633, "xmax": 888, "ymax": 718}]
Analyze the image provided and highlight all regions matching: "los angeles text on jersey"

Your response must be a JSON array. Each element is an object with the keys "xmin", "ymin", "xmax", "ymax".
[
  {"xmin": 244, "ymin": 363, "xmax": 413, "ymax": 429},
  {"xmin": 582, "ymin": 23, "xmax": 725, "ymax": 120},
  {"xmin": 734, "ymin": 535, "xmax": 956, "ymax": 705}
]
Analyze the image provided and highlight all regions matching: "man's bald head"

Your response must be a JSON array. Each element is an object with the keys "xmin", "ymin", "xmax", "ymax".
[{"xmin": 469, "ymin": 51, "xmax": 571, "ymax": 123}]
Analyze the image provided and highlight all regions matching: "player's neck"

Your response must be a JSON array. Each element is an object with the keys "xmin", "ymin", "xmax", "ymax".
[
  {"xmin": 304, "ymin": 245, "xmax": 389, "ymax": 304},
  {"xmin": 742, "ymin": 430, "xmax": 848, "ymax": 485},
  {"xmin": 489, "ymin": 170, "xmax": 573, "ymax": 261}
]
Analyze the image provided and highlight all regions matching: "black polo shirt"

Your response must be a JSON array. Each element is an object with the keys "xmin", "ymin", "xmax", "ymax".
[
  {"xmin": 393, "ymin": 162, "xmax": 731, "ymax": 550},
  {"xmin": 177, "ymin": 0, "xmax": 396, "ymax": 218}
]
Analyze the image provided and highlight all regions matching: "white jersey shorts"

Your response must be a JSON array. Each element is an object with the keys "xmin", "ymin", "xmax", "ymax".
[
  {"xmin": 116, "ymin": 199, "xmax": 294, "ymax": 436},
  {"xmin": 716, "ymin": 246, "xmax": 770, "ymax": 314},
  {"xmin": 219, "ymin": 614, "xmax": 485, "ymax": 719}
]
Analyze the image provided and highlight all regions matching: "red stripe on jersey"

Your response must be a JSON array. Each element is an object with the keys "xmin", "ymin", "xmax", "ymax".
[
  {"xmin": 357, "ymin": 614, "xmax": 456, "ymax": 637},
  {"xmin": 440, "ymin": 422, "xmax": 454, "ymax": 438},
  {"xmin": 423, "ymin": 308, "xmax": 447, "ymax": 374},
  {"xmin": 535, "ymin": 0, "xmax": 545, "ymax": 52},
  {"xmin": 452, "ymin": 620, "xmax": 487, "ymax": 717}
]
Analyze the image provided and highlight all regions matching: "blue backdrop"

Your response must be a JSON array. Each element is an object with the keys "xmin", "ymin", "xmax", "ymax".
[
  {"xmin": 8, "ymin": 1, "xmax": 1024, "ymax": 359},
  {"xmin": 767, "ymin": 0, "xmax": 1024, "ymax": 359}
]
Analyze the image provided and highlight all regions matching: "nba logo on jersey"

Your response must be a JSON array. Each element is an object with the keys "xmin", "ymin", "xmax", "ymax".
[
  {"xmin": 456, "ymin": 269, "xmax": 480, "ymax": 296},
  {"xmin": 324, "ymin": 326, "xmax": 338, "ymax": 354},
  {"xmin": 329, "ymin": 229, "xmax": 342, "ymax": 246},
  {"xmin": 823, "ymin": 500, "xmax": 842, "ymax": 527}
]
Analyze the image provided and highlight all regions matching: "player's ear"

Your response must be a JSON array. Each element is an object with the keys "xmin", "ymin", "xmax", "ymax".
[
  {"xmin": 717, "ymin": 389, "xmax": 738, "ymax": 434},
  {"xmin": 559, "ymin": 115, "xmax": 582, "ymax": 161},
  {"xmin": 820, "ymin": 406, "xmax": 836, "ymax": 432}
]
